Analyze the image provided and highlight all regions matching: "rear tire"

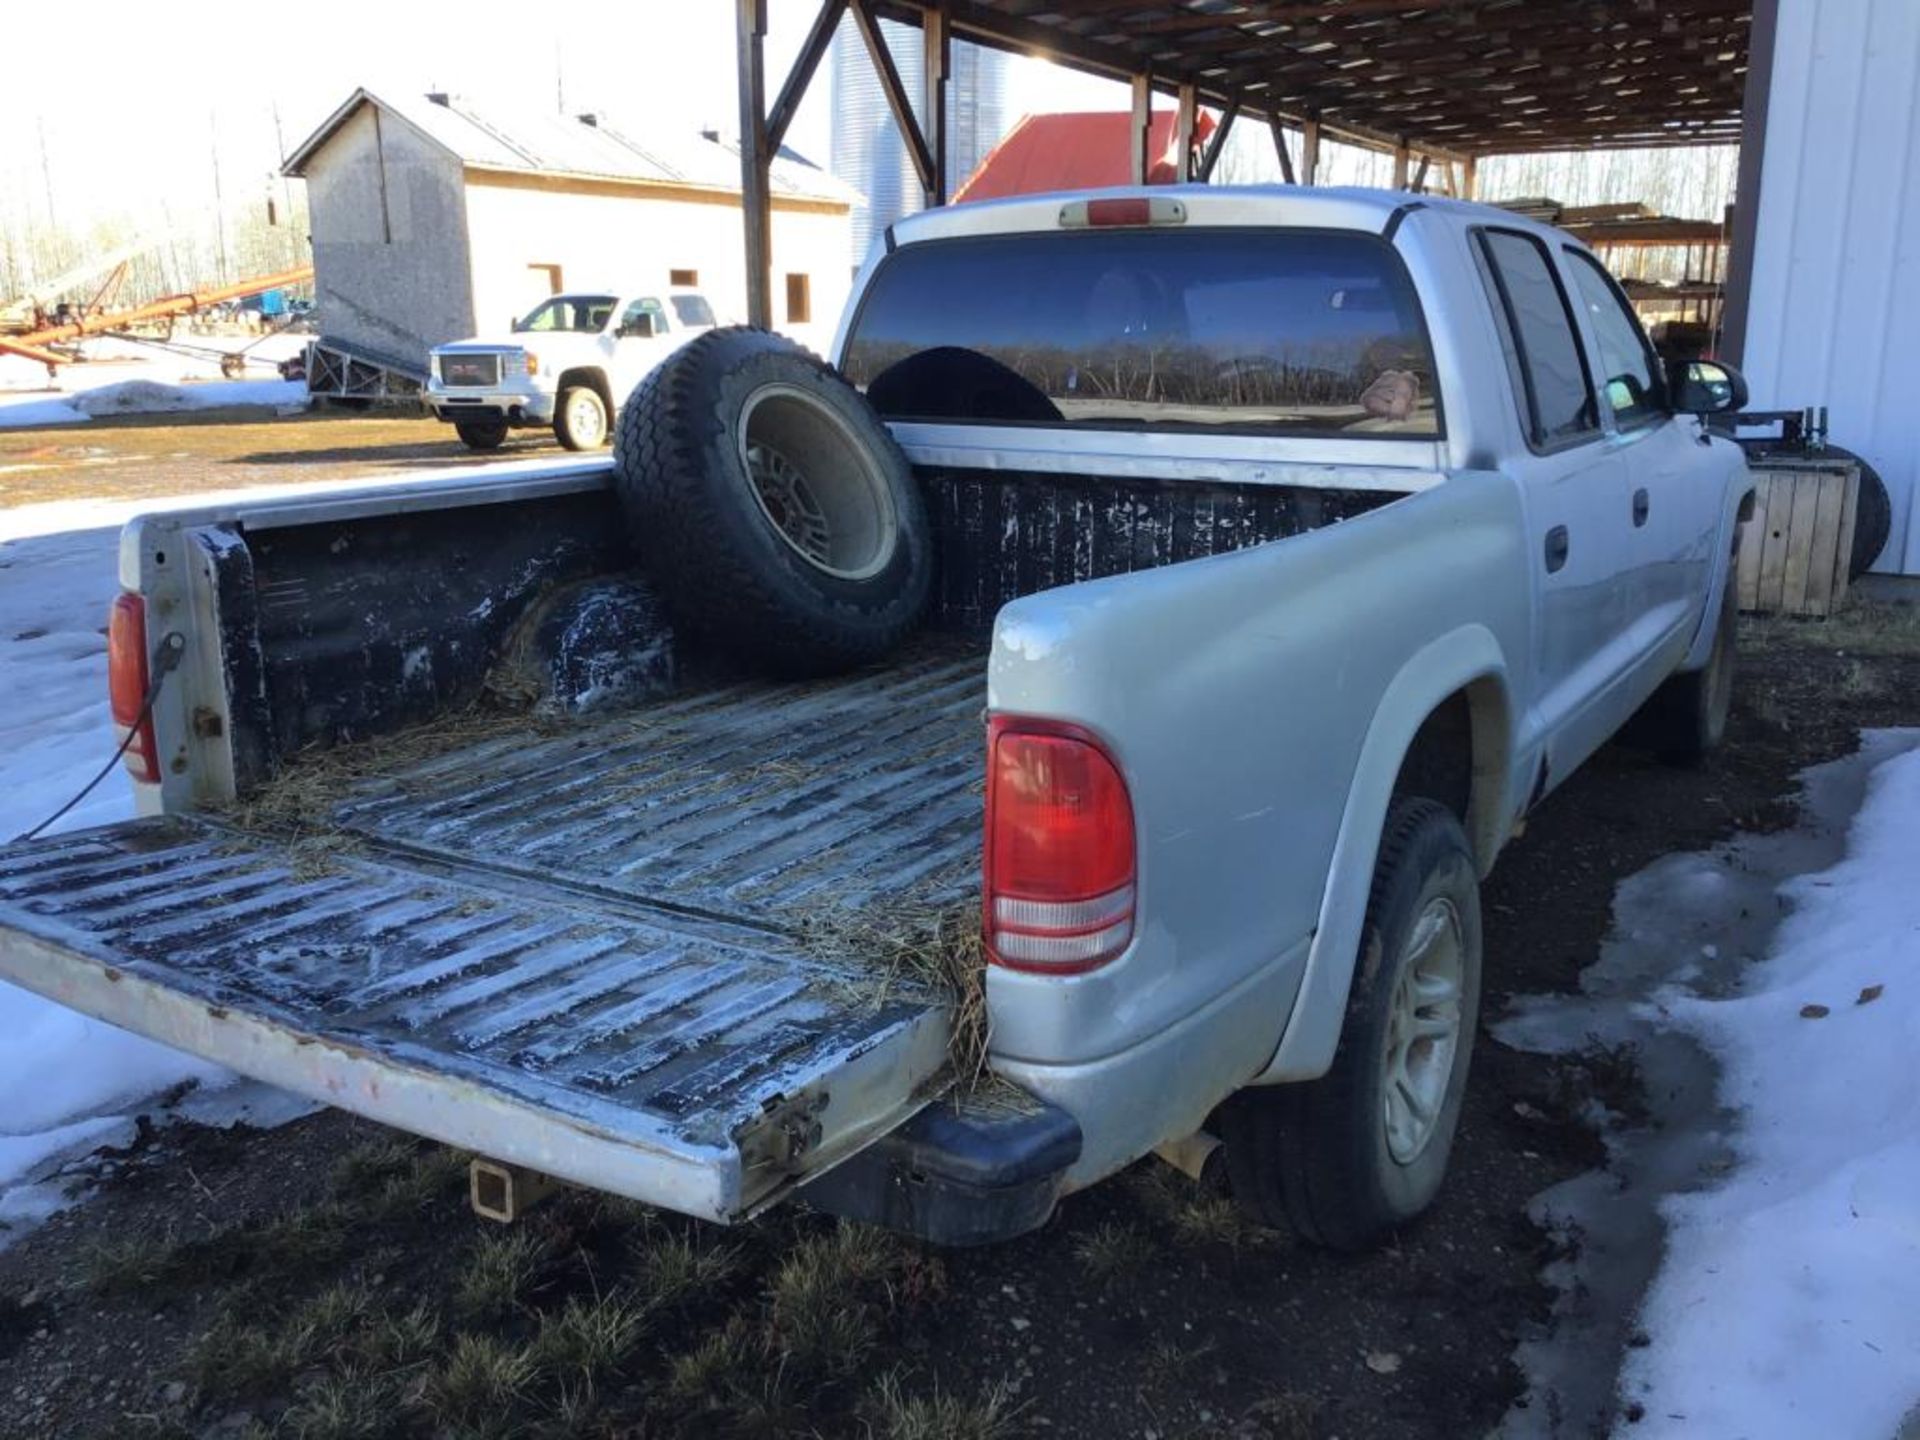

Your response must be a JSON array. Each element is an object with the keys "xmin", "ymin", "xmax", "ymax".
[
  {"xmin": 1223, "ymin": 798, "xmax": 1483, "ymax": 1251},
  {"xmin": 1622, "ymin": 572, "xmax": 1736, "ymax": 764},
  {"xmin": 455, "ymin": 419, "xmax": 508, "ymax": 452},
  {"xmin": 613, "ymin": 327, "xmax": 931, "ymax": 678},
  {"xmin": 555, "ymin": 385, "xmax": 609, "ymax": 450}
]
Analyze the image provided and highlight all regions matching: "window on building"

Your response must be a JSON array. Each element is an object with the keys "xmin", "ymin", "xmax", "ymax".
[
  {"xmin": 669, "ymin": 268, "xmax": 698, "ymax": 287},
  {"xmin": 1476, "ymin": 230, "xmax": 1597, "ymax": 449},
  {"xmin": 786, "ymin": 273, "xmax": 812, "ymax": 326},
  {"xmin": 1564, "ymin": 249, "xmax": 1666, "ymax": 428},
  {"xmin": 841, "ymin": 229, "xmax": 1443, "ymax": 436}
]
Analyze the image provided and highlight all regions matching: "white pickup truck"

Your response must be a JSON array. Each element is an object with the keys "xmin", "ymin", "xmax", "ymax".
[
  {"xmin": 0, "ymin": 187, "xmax": 1752, "ymax": 1250},
  {"xmin": 426, "ymin": 288, "xmax": 716, "ymax": 451}
]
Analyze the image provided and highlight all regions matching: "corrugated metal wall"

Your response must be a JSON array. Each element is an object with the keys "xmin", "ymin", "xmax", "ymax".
[{"xmin": 1741, "ymin": 0, "xmax": 1920, "ymax": 574}]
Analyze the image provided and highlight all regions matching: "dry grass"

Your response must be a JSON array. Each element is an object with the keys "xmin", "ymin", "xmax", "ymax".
[
  {"xmin": 797, "ymin": 901, "xmax": 990, "ymax": 1087},
  {"xmin": 231, "ymin": 704, "xmax": 564, "ymax": 836},
  {"xmin": 1741, "ymin": 600, "xmax": 1920, "ymax": 658}
]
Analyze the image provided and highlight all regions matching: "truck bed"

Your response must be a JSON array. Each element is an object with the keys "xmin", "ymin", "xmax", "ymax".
[{"xmin": 0, "ymin": 639, "xmax": 986, "ymax": 1221}]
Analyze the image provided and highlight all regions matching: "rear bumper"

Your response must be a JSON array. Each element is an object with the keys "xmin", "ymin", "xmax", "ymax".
[{"xmin": 799, "ymin": 1090, "xmax": 1081, "ymax": 1246}]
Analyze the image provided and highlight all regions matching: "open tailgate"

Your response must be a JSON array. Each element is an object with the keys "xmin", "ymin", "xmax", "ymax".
[{"xmin": 0, "ymin": 818, "xmax": 952, "ymax": 1222}]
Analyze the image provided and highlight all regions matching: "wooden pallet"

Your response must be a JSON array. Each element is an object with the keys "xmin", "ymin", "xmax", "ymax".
[{"xmin": 1735, "ymin": 458, "xmax": 1860, "ymax": 617}]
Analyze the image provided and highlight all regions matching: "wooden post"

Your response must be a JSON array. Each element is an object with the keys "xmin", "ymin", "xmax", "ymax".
[
  {"xmin": 1410, "ymin": 155, "xmax": 1430, "ymax": 192},
  {"xmin": 767, "ymin": 0, "xmax": 846, "ymax": 152},
  {"xmin": 1392, "ymin": 140, "xmax": 1411, "ymax": 190},
  {"xmin": 923, "ymin": 4, "xmax": 949, "ymax": 206},
  {"xmin": 1461, "ymin": 155, "xmax": 1479, "ymax": 200},
  {"xmin": 1130, "ymin": 74, "xmax": 1153, "ymax": 185},
  {"xmin": 1174, "ymin": 83, "xmax": 1197, "ymax": 181},
  {"xmin": 1198, "ymin": 100, "xmax": 1239, "ymax": 182},
  {"xmin": 1300, "ymin": 116, "xmax": 1320, "ymax": 185},
  {"xmin": 736, "ymin": 0, "xmax": 772, "ymax": 330},
  {"xmin": 1269, "ymin": 115, "xmax": 1295, "ymax": 184},
  {"xmin": 850, "ymin": 0, "xmax": 935, "ymax": 198}
]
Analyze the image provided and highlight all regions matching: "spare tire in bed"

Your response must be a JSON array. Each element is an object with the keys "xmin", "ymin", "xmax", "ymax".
[{"xmin": 614, "ymin": 327, "xmax": 932, "ymax": 678}]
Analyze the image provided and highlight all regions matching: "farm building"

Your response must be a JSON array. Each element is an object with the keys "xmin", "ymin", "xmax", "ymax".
[
  {"xmin": 736, "ymin": 0, "xmax": 1917, "ymax": 579},
  {"xmin": 282, "ymin": 89, "xmax": 856, "ymax": 384}
]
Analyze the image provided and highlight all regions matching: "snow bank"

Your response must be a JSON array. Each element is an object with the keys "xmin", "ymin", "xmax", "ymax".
[
  {"xmin": 0, "ymin": 525, "xmax": 228, "ymax": 1222},
  {"xmin": 1622, "ymin": 738, "xmax": 1920, "ymax": 1438},
  {"xmin": 0, "ymin": 375, "xmax": 307, "ymax": 427}
]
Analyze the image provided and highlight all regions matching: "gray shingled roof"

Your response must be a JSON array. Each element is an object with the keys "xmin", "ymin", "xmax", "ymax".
[{"xmin": 284, "ymin": 89, "xmax": 857, "ymax": 208}]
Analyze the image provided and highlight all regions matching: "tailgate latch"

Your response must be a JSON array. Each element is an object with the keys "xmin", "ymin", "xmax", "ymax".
[{"xmin": 743, "ymin": 1090, "xmax": 830, "ymax": 1174}]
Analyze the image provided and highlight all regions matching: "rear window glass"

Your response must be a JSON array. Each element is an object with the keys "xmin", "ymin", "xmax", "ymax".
[{"xmin": 842, "ymin": 229, "xmax": 1442, "ymax": 437}]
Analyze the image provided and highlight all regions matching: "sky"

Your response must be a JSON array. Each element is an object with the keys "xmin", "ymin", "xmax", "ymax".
[
  {"xmin": 0, "ymin": 0, "xmax": 1735, "ymax": 288},
  {"xmin": 0, "ymin": 0, "xmax": 1120, "ymax": 243}
]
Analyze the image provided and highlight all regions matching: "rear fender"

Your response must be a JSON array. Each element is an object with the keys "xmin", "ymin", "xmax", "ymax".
[{"xmin": 1253, "ymin": 623, "xmax": 1511, "ymax": 1084}]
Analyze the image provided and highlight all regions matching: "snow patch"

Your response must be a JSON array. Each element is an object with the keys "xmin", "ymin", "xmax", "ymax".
[
  {"xmin": 1621, "ymin": 734, "xmax": 1920, "ymax": 1438},
  {"xmin": 0, "ymin": 522, "xmax": 234, "ymax": 1242}
]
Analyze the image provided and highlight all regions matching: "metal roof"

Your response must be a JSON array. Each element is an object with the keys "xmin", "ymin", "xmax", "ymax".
[
  {"xmin": 283, "ymin": 89, "xmax": 859, "ymax": 207},
  {"xmin": 952, "ymin": 109, "xmax": 1219, "ymax": 199},
  {"xmin": 872, "ymin": 1, "xmax": 1752, "ymax": 156}
]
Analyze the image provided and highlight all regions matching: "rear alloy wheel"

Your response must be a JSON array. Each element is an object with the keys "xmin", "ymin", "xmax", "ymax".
[
  {"xmin": 455, "ymin": 418, "xmax": 508, "ymax": 452},
  {"xmin": 740, "ymin": 383, "xmax": 900, "ymax": 582},
  {"xmin": 1223, "ymin": 797, "xmax": 1483, "ymax": 1250},
  {"xmin": 555, "ymin": 385, "xmax": 609, "ymax": 450}
]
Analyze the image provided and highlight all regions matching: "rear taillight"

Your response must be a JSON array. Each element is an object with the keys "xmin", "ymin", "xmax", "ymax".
[
  {"xmin": 983, "ymin": 716, "xmax": 1136, "ymax": 974},
  {"xmin": 107, "ymin": 592, "xmax": 160, "ymax": 783}
]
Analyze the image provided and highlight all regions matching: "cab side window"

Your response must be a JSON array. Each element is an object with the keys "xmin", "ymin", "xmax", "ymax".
[
  {"xmin": 619, "ymin": 298, "xmax": 669, "ymax": 336},
  {"xmin": 1564, "ymin": 250, "xmax": 1665, "ymax": 429},
  {"xmin": 1476, "ymin": 229, "xmax": 1598, "ymax": 451}
]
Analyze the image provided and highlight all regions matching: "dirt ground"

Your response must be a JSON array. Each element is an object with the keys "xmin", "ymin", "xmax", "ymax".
[
  {"xmin": 1, "ymin": 600, "xmax": 1916, "ymax": 1438},
  {"xmin": 0, "ymin": 404, "xmax": 579, "ymax": 509}
]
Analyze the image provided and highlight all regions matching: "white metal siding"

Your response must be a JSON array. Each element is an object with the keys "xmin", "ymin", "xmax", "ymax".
[{"xmin": 1742, "ymin": 0, "xmax": 1920, "ymax": 574}]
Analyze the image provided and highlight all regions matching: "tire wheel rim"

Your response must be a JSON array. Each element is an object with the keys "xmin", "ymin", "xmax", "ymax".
[
  {"xmin": 1382, "ymin": 895, "xmax": 1466, "ymax": 1165},
  {"xmin": 569, "ymin": 393, "xmax": 605, "ymax": 446},
  {"xmin": 739, "ymin": 383, "xmax": 897, "ymax": 581}
]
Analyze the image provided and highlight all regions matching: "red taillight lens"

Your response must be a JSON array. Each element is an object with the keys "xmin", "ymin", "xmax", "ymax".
[
  {"xmin": 984, "ymin": 717, "xmax": 1136, "ymax": 974},
  {"xmin": 107, "ymin": 592, "xmax": 160, "ymax": 784}
]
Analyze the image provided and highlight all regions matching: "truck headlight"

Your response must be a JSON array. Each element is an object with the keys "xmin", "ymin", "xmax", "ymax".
[{"xmin": 523, "ymin": 351, "xmax": 540, "ymax": 377}]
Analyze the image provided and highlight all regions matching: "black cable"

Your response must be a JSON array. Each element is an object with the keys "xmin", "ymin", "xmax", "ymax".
[{"xmin": 13, "ymin": 632, "xmax": 186, "ymax": 845}]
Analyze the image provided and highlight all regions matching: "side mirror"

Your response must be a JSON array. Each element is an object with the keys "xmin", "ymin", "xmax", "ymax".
[
  {"xmin": 1668, "ymin": 359, "xmax": 1749, "ymax": 416},
  {"xmin": 619, "ymin": 313, "xmax": 660, "ymax": 339}
]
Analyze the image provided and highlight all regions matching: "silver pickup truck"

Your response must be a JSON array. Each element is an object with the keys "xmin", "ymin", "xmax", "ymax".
[{"xmin": 0, "ymin": 187, "xmax": 1752, "ymax": 1251}]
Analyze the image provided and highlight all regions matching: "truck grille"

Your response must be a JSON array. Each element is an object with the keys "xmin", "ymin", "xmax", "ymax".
[{"xmin": 440, "ymin": 353, "xmax": 501, "ymax": 387}]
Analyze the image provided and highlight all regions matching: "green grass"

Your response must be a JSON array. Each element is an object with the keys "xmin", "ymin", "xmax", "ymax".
[
  {"xmin": 865, "ymin": 1372, "xmax": 1019, "ymax": 1440},
  {"xmin": 1071, "ymin": 1220, "xmax": 1155, "ymax": 1285},
  {"xmin": 453, "ymin": 1229, "xmax": 551, "ymax": 1321}
]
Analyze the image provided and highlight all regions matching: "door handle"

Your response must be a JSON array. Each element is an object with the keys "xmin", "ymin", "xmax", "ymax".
[
  {"xmin": 1545, "ymin": 525, "xmax": 1570, "ymax": 573},
  {"xmin": 1632, "ymin": 488, "xmax": 1650, "ymax": 527}
]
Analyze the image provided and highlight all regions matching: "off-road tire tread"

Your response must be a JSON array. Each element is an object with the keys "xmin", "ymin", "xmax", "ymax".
[{"xmin": 613, "ymin": 327, "xmax": 928, "ymax": 676}]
